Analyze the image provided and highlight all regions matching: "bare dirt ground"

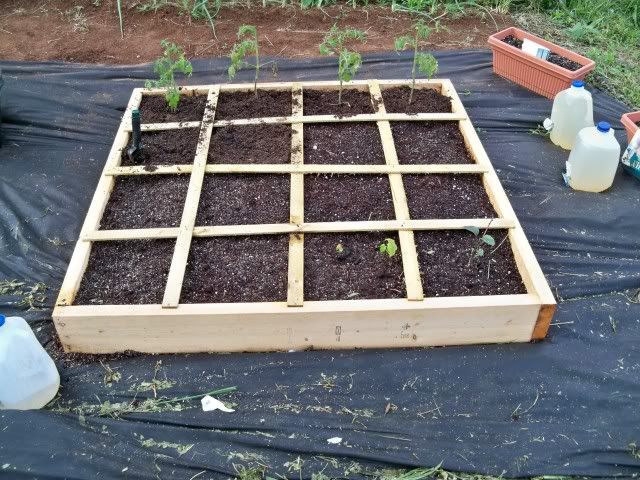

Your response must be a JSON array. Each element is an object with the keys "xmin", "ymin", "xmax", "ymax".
[{"xmin": 0, "ymin": 0, "xmax": 512, "ymax": 64}]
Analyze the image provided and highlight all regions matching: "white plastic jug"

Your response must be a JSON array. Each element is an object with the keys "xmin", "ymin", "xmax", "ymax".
[
  {"xmin": 0, "ymin": 314, "xmax": 60, "ymax": 410},
  {"xmin": 564, "ymin": 121, "xmax": 621, "ymax": 193},
  {"xmin": 544, "ymin": 80, "xmax": 594, "ymax": 150}
]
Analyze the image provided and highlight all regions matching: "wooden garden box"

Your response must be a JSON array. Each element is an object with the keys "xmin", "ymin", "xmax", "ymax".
[{"xmin": 53, "ymin": 79, "xmax": 556, "ymax": 353}]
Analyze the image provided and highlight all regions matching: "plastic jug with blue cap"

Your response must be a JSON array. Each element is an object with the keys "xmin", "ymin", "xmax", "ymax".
[
  {"xmin": 0, "ymin": 314, "xmax": 60, "ymax": 409},
  {"xmin": 544, "ymin": 80, "xmax": 594, "ymax": 150},
  {"xmin": 564, "ymin": 121, "xmax": 621, "ymax": 192}
]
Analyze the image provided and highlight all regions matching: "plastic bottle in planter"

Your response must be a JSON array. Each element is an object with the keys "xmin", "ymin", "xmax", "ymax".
[
  {"xmin": 0, "ymin": 314, "xmax": 60, "ymax": 410},
  {"xmin": 544, "ymin": 80, "xmax": 593, "ymax": 150},
  {"xmin": 564, "ymin": 121, "xmax": 621, "ymax": 193}
]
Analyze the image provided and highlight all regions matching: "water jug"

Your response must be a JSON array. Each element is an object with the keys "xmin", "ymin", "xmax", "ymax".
[
  {"xmin": 545, "ymin": 80, "xmax": 594, "ymax": 150},
  {"xmin": 0, "ymin": 314, "xmax": 60, "ymax": 410},
  {"xmin": 564, "ymin": 121, "xmax": 621, "ymax": 193}
]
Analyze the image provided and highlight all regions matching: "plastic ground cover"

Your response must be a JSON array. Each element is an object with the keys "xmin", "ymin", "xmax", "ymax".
[{"xmin": 0, "ymin": 51, "xmax": 639, "ymax": 479}]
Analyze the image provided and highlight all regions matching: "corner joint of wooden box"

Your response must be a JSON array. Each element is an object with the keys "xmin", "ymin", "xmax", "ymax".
[{"xmin": 531, "ymin": 303, "xmax": 557, "ymax": 341}]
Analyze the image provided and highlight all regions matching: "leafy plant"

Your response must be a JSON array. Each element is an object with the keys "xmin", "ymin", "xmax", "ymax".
[
  {"xmin": 378, "ymin": 238, "xmax": 398, "ymax": 257},
  {"xmin": 145, "ymin": 40, "xmax": 193, "ymax": 112},
  {"xmin": 228, "ymin": 25, "xmax": 260, "ymax": 95},
  {"xmin": 319, "ymin": 25, "xmax": 366, "ymax": 105},
  {"xmin": 464, "ymin": 226, "xmax": 495, "ymax": 258},
  {"xmin": 395, "ymin": 20, "xmax": 438, "ymax": 104}
]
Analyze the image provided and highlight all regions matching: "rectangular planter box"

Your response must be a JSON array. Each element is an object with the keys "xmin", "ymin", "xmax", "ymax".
[
  {"xmin": 621, "ymin": 111, "xmax": 640, "ymax": 143},
  {"xmin": 52, "ymin": 79, "xmax": 556, "ymax": 354},
  {"xmin": 488, "ymin": 27, "xmax": 595, "ymax": 99}
]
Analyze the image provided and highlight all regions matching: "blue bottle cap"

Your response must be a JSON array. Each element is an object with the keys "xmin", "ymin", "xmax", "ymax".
[
  {"xmin": 597, "ymin": 121, "xmax": 611, "ymax": 133},
  {"xmin": 0, "ymin": 315, "xmax": 5, "ymax": 327},
  {"xmin": 572, "ymin": 80, "xmax": 585, "ymax": 88}
]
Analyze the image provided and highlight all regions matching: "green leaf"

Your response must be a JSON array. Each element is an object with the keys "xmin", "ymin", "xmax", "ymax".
[
  {"xmin": 464, "ymin": 226, "xmax": 480, "ymax": 236},
  {"xmin": 416, "ymin": 21, "xmax": 431, "ymax": 39},
  {"xmin": 475, "ymin": 247, "xmax": 485, "ymax": 257},
  {"xmin": 336, "ymin": 243, "xmax": 344, "ymax": 253},
  {"xmin": 238, "ymin": 24, "xmax": 257, "ymax": 38},
  {"xmin": 319, "ymin": 43, "xmax": 332, "ymax": 56},
  {"xmin": 384, "ymin": 238, "xmax": 398, "ymax": 257},
  {"xmin": 416, "ymin": 53, "xmax": 438, "ymax": 79},
  {"xmin": 394, "ymin": 36, "xmax": 412, "ymax": 51},
  {"xmin": 481, "ymin": 234, "xmax": 495, "ymax": 247}
]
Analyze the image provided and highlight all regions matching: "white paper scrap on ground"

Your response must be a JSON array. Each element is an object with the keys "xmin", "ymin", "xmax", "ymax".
[
  {"xmin": 201, "ymin": 395, "xmax": 235, "ymax": 413},
  {"xmin": 326, "ymin": 437, "xmax": 342, "ymax": 444}
]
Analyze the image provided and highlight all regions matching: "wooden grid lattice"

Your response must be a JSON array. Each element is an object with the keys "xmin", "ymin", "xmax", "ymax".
[{"xmin": 53, "ymin": 79, "xmax": 556, "ymax": 353}]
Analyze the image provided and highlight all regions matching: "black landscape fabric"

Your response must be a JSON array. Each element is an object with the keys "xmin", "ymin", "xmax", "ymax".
[{"xmin": 1, "ymin": 51, "xmax": 639, "ymax": 479}]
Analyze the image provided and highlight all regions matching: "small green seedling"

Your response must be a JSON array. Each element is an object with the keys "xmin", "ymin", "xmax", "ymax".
[
  {"xmin": 145, "ymin": 40, "xmax": 193, "ymax": 112},
  {"xmin": 464, "ymin": 226, "xmax": 495, "ymax": 258},
  {"xmin": 336, "ymin": 243, "xmax": 344, "ymax": 253},
  {"xmin": 228, "ymin": 25, "xmax": 260, "ymax": 95},
  {"xmin": 319, "ymin": 25, "xmax": 366, "ymax": 105},
  {"xmin": 378, "ymin": 238, "xmax": 398, "ymax": 257},
  {"xmin": 394, "ymin": 21, "xmax": 438, "ymax": 104}
]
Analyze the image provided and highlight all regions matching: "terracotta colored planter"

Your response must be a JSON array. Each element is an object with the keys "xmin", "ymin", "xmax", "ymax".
[
  {"xmin": 621, "ymin": 111, "xmax": 640, "ymax": 143},
  {"xmin": 488, "ymin": 27, "xmax": 595, "ymax": 99}
]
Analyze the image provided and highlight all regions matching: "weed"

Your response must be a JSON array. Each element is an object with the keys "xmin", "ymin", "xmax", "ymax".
[
  {"xmin": 394, "ymin": 20, "xmax": 438, "ymax": 104},
  {"xmin": 378, "ymin": 238, "xmax": 398, "ymax": 257},
  {"xmin": 145, "ymin": 40, "xmax": 193, "ymax": 112},
  {"xmin": 629, "ymin": 441, "xmax": 640, "ymax": 459},
  {"xmin": 138, "ymin": 0, "xmax": 218, "ymax": 38},
  {"xmin": 319, "ymin": 25, "xmax": 366, "ymax": 105},
  {"xmin": 65, "ymin": 6, "xmax": 88, "ymax": 33},
  {"xmin": 463, "ymin": 225, "xmax": 495, "ymax": 259},
  {"xmin": 228, "ymin": 25, "xmax": 260, "ymax": 95},
  {"xmin": 136, "ymin": 434, "xmax": 194, "ymax": 456}
]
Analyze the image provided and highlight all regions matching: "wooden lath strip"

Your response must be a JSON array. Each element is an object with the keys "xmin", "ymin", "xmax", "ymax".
[
  {"xmin": 124, "ymin": 121, "xmax": 201, "ymax": 132},
  {"xmin": 84, "ymin": 218, "xmax": 516, "ymax": 242},
  {"xmin": 213, "ymin": 112, "xmax": 465, "ymax": 127},
  {"xmin": 161, "ymin": 87, "xmax": 219, "ymax": 308},
  {"xmin": 55, "ymin": 89, "xmax": 142, "ymax": 306},
  {"xmin": 287, "ymin": 84, "xmax": 305, "ymax": 307},
  {"xmin": 372, "ymin": 80, "xmax": 423, "ymax": 301},
  {"xmin": 105, "ymin": 163, "xmax": 487, "ymax": 176}
]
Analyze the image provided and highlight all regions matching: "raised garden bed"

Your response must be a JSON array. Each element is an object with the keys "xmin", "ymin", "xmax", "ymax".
[
  {"xmin": 53, "ymin": 79, "xmax": 556, "ymax": 353},
  {"xmin": 488, "ymin": 27, "xmax": 595, "ymax": 99}
]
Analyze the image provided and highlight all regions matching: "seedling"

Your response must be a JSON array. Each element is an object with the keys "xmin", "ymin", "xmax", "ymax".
[
  {"xmin": 464, "ymin": 226, "xmax": 495, "ymax": 259},
  {"xmin": 228, "ymin": 25, "xmax": 260, "ymax": 95},
  {"xmin": 394, "ymin": 21, "xmax": 438, "ymax": 104},
  {"xmin": 319, "ymin": 25, "xmax": 366, "ymax": 105},
  {"xmin": 145, "ymin": 40, "xmax": 193, "ymax": 112},
  {"xmin": 378, "ymin": 238, "xmax": 398, "ymax": 257}
]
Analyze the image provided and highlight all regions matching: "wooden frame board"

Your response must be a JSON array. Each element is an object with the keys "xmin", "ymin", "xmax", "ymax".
[{"xmin": 53, "ymin": 79, "xmax": 556, "ymax": 353}]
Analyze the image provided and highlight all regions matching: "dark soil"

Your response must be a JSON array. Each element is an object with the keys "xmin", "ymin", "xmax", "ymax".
[
  {"xmin": 415, "ymin": 230, "xmax": 526, "ymax": 296},
  {"xmin": 215, "ymin": 91, "xmax": 292, "ymax": 120},
  {"xmin": 100, "ymin": 175, "xmax": 189, "ymax": 229},
  {"xmin": 74, "ymin": 240, "xmax": 174, "ymax": 305},
  {"xmin": 391, "ymin": 122, "xmax": 474, "ymax": 164},
  {"xmin": 304, "ymin": 124, "xmax": 385, "ymax": 165},
  {"xmin": 403, "ymin": 174, "xmax": 496, "ymax": 219},
  {"xmin": 382, "ymin": 86, "xmax": 452, "ymax": 113},
  {"xmin": 196, "ymin": 174, "xmax": 290, "ymax": 226},
  {"xmin": 304, "ymin": 89, "xmax": 374, "ymax": 116},
  {"xmin": 138, "ymin": 95, "xmax": 208, "ymax": 123},
  {"xmin": 502, "ymin": 35, "xmax": 583, "ymax": 71},
  {"xmin": 208, "ymin": 125, "xmax": 291, "ymax": 164},
  {"xmin": 305, "ymin": 232, "xmax": 405, "ymax": 300},
  {"xmin": 120, "ymin": 128, "xmax": 200, "ymax": 166},
  {"xmin": 181, "ymin": 236, "xmax": 288, "ymax": 303},
  {"xmin": 305, "ymin": 175, "xmax": 396, "ymax": 222}
]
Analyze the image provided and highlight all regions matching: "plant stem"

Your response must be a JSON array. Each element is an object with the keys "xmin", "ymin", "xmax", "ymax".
[
  {"xmin": 116, "ymin": 0, "xmax": 124, "ymax": 39},
  {"xmin": 338, "ymin": 50, "xmax": 343, "ymax": 105},
  {"xmin": 410, "ymin": 31, "xmax": 418, "ymax": 105},
  {"xmin": 254, "ymin": 37, "xmax": 260, "ymax": 96}
]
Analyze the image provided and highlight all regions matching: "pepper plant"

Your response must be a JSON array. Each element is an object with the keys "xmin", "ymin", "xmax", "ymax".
[
  {"xmin": 228, "ymin": 25, "xmax": 260, "ymax": 95},
  {"xmin": 145, "ymin": 40, "xmax": 193, "ymax": 112},
  {"xmin": 319, "ymin": 25, "xmax": 366, "ymax": 105},
  {"xmin": 394, "ymin": 21, "xmax": 438, "ymax": 104}
]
